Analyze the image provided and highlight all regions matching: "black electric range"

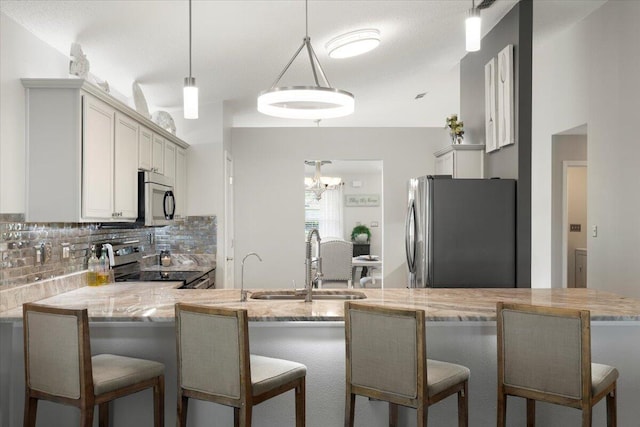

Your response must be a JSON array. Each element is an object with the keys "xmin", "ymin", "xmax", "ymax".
[{"xmin": 115, "ymin": 268, "xmax": 215, "ymax": 289}]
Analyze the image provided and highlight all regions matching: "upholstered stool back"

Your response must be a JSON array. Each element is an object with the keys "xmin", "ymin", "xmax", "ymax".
[
  {"xmin": 177, "ymin": 308, "xmax": 244, "ymax": 398},
  {"xmin": 500, "ymin": 306, "xmax": 584, "ymax": 398},
  {"xmin": 348, "ymin": 305, "xmax": 421, "ymax": 399},
  {"xmin": 24, "ymin": 307, "xmax": 86, "ymax": 399},
  {"xmin": 496, "ymin": 302, "xmax": 619, "ymax": 427}
]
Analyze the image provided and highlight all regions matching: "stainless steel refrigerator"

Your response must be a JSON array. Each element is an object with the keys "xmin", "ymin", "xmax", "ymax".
[{"xmin": 405, "ymin": 176, "xmax": 516, "ymax": 288}]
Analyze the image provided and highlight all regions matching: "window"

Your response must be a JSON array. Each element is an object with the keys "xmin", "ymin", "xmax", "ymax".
[{"xmin": 304, "ymin": 190, "xmax": 320, "ymax": 236}]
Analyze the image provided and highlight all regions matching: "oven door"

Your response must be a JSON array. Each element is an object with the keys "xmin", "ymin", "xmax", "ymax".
[
  {"xmin": 145, "ymin": 181, "xmax": 175, "ymax": 226},
  {"xmin": 185, "ymin": 275, "xmax": 211, "ymax": 289}
]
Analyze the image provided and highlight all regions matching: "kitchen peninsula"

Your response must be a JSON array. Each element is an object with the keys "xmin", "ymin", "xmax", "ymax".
[{"xmin": 1, "ymin": 284, "xmax": 639, "ymax": 426}]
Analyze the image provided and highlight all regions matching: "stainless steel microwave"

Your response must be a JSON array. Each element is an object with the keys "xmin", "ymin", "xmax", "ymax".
[{"xmin": 138, "ymin": 171, "xmax": 175, "ymax": 226}]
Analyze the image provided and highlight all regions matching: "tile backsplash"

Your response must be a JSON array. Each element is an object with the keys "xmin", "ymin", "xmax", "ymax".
[{"xmin": 0, "ymin": 214, "xmax": 216, "ymax": 289}]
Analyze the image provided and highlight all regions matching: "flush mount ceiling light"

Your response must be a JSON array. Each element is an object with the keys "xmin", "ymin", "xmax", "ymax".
[
  {"xmin": 465, "ymin": 0, "xmax": 481, "ymax": 52},
  {"xmin": 183, "ymin": 0, "xmax": 198, "ymax": 119},
  {"xmin": 326, "ymin": 29, "xmax": 380, "ymax": 59},
  {"xmin": 304, "ymin": 160, "xmax": 342, "ymax": 200},
  {"xmin": 257, "ymin": 0, "xmax": 354, "ymax": 120}
]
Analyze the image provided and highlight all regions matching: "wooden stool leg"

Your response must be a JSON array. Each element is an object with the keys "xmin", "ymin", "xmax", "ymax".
[
  {"xmin": 295, "ymin": 378, "xmax": 306, "ymax": 427},
  {"xmin": 496, "ymin": 391, "xmax": 507, "ymax": 427},
  {"xmin": 23, "ymin": 390, "xmax": 37, "ymax": 427},
  {"xmin": 152, "ymin": 375, "xmax": 164, "ymax": 427},
  {"xmin": 239, "ymin": 404, "xmax": 252, "ymax": 427},
  {"xmin": 98, "ymin": 402, "xmax": 109, "ymax": 427},
  {"xmin": 234, "ymin": 407, "xmax": 240, "ymax": 427},
  {"xmin": 344, "ymin": 391, "xmax": 355, "ymax": 427},
  {"xmin": 458, "ymin": 380, "xmax": 468, "ymax": 427},
  {"xmin": 80, "ymin": 404, "xmax": 94, "ymax": 427},
  {"xmin": 526, "ymin": 399, "xmax": 535, "ymax": 427},
  {"xmin": 177, "ymin": 390, "xmax": 189, "ymax": 427},
  {"xmin": 417, "ymin": 404, "xmax": 428, "ymax": 427},
  {"xmin": 582, "ymin": 406, "xmax": 592, "ymax": 427},
  {"xmin": 389, "ymin": 402, "xmax": 398, "ymax": 427},
  {"xmin": 606, "ymin": 387, "xmax": 617, "ymax": 427}
]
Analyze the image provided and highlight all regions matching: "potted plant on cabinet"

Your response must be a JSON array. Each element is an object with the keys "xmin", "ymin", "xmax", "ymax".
[{"xmin": 350, "ymin": 225, "xmax": 371, "ymax": 243}]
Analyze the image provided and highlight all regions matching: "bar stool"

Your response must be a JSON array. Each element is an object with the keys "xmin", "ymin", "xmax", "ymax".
[
  {"xmin": 175, "ymin": 303, "xmax": 306, "ymax": 427},
  {"xmin": 344, "ymin": 302, "xmax": 470, "ymax": 427},
  {"xmin": 496, "ymin": 302, "xmax": 618, "ymax": 427},
  {"xmin": 22, "ymin": 303, "xmax": 165, "ymax": 427}
]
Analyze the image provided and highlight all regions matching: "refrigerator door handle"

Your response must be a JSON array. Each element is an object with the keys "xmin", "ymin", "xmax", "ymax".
[{"xmin": 405, "ymin": 200, "xmax": 417, "ymax": 273}]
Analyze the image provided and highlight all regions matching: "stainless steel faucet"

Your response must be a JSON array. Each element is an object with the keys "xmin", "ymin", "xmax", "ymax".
[
  {"xmin": 304, "ymin": 229, "xmax": 323, "ymax": 302},
  {"xmin": 240, "ymin": 252, "xmax": 262, "ymax": 302}
]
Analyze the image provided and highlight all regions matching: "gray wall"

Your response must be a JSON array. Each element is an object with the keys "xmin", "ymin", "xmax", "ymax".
[
  {"xmin": 460, "ymin": 0, "xmax": 533, "ymax": 287},
  {"xmin": 231, "ymin": 127, "xmax": 447, "ymax": 289}
]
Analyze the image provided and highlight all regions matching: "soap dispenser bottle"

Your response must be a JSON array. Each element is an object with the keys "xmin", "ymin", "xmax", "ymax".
[
  {"xmin": 87, "ymin": 245, "xmax": 100, "ymax": 286},
  {"xmin": 97, "ymin": 245, "xmax": 110, "ymax": 285}
]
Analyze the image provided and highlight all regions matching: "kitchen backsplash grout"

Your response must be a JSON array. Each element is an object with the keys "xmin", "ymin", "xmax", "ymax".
[{"xmin": 0, "ymin": 214, "xmax": 216, "ymax": 288}]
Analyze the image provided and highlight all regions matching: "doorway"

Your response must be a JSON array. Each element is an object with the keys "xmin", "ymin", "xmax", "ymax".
[
  {"xmin": 562, "ymin": 161, "xmax": 587, "ymax": 288},
  {"xmin": 551, "ymin": 129, "xmax": 587, "ymax": 288},
  {"xmin": 224, "ymin": 150, "xmax": 234, "ymax": 289}
]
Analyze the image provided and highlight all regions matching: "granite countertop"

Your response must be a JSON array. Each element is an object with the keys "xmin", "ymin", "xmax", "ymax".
[{"xmin": 1, "ymin": 284, "xmax": 639, "ymax": 322}]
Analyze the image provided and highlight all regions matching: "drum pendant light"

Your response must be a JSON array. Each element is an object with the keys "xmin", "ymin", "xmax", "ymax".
[
  {"xmin": 257, "ymin": 0, "xmax": 354, "ymax": 120},
  {"xmin": 465, "ymin": 0, "xmax": 481, "ymax": 52},
  {"xmin": 183, "ymin": 0, "xmax": 198, "ymax": 119}
]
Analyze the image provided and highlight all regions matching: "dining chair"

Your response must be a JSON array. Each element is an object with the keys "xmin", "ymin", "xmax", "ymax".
[
  {"xmin": 320, "ymin": 239, "xmax": 353, "ymax": 288},
  {"xmin": 22, "ymin": 302, "xmax": 165, "ymax": 427},
  {"xmin": 344, "ymin": 302, "xmax": 469, "ymax": 427},
  {"xmin": 175, "ymin": 303, "xmax": 306, "ymax": 427},
  {"xmin": 496, "ymin": 302, "xmax": 618, "ymax": 427}
]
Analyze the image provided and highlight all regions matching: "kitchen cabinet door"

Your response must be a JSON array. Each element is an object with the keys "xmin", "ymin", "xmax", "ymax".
[
  {"xmin": 175, "ymin": 146, "xmax": 187, "ymax": 217},
  {"xmin": 82, "ymin": 95, "xmax": 115, "ymax": 219},
  {"xmin": 433, "ymin": 144, "xmax": 484, "ymax": 178},
  {"xmin": 152, "ymin": 134, "xmax": 165, "ymax": 174},
  {"xmin": 114, "ymin": 112, "xmax": 139, "ymax": 219},
  {"xmin": 138, "ymin": 125, "xmax": 153, "ymax": 171},
  {"xmin": 164, "ymin": 141, "xmax": 176, "ymax": 184}
]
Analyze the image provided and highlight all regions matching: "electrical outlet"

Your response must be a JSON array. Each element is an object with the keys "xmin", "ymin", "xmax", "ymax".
[
  {"xmin": 370, "ymin": 221, "xmax": 379, "ymax": 227},
  {"xmin": 592, "ymin": 225, "xmax": 598, "ymax": 238},
  {"xmin": 570, "ymin": 224, "xmax": 581, "ymax": 232},
  {"xmin": 62, "ymin": 243, "xmax": 70, "ymax": 259}
]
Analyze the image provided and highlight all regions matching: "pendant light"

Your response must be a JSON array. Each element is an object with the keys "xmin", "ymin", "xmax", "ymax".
[
  {"xmin": 183, "ymin": 0, "xmax": 198, "ymax": 119},
  {"xmin": 465, "ymin": 0, "xmax": 481, "ymax": 52},
  {"xmin": 257, "ymin": 0, "xmax": 354, "ymax": 120}
]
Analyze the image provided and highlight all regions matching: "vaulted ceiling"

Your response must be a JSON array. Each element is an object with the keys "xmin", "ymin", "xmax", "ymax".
[{"xmin": 1, "ymin": 1, "xmax": 604, "ymax": 128}]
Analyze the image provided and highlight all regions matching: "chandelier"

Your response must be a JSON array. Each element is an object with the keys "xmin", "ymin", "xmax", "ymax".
[
  {"xmin": 305, "ymin": 160, "xmax": 342, "ymax": 200},
  {"xmin": 257, "ymin": 0, "xmax": 355, "ymax": 119}
]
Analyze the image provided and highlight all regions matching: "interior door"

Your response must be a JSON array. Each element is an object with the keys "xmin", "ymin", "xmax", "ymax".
[{"xmin": 224, "ymin": 151, "xmax": 235, "ymax": 289}]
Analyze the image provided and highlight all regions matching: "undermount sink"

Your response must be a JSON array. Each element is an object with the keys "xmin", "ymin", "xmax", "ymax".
[{"xmin": 250, "ymin": 290, "xmax": 367, "ymax": 301}]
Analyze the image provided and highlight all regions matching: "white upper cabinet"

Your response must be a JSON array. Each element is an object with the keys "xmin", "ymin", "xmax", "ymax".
[
  {"xmin": 82, "ymin": 95, "xmax": 115, "ymax": 219},
  {"xmin": 138, "ymin": 125, "xmax": 153, "ymax": 171},
  {"xmin": 175, "ymin": 146, "xmax": 187, "ymax": 217},
  {"xmin": 434, "ymin": 144, "xmax": 485, "ymax": 179},
  {"xmin": 22, "ymin": 78, "xmax": 189, "ymax": 223},
  {"xmin": 164, "ymin": 141, "xmax": 176, "ymax": 184},
  {"xmin": 152, "ymin": 133, "xmax": 165, "ymax": 174},
  {"xmin": 113, "ymin": 112, "xmax": 139, "ymax": 219}
]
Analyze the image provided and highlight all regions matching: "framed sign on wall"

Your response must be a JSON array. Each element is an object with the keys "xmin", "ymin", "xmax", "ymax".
[{"xmin": 345, "ymin": 194, "xmax": 380, "ymax": 207}]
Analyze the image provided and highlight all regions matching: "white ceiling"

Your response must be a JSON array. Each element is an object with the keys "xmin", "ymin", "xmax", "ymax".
[{"xmin": 1, "ymin": 1, "xmax": 605, "ymax": 128}]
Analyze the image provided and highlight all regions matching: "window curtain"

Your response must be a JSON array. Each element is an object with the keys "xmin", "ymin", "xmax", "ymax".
[{"xmin": 318, "ymin": 185, "xmax": 344, "ymax": 239}]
